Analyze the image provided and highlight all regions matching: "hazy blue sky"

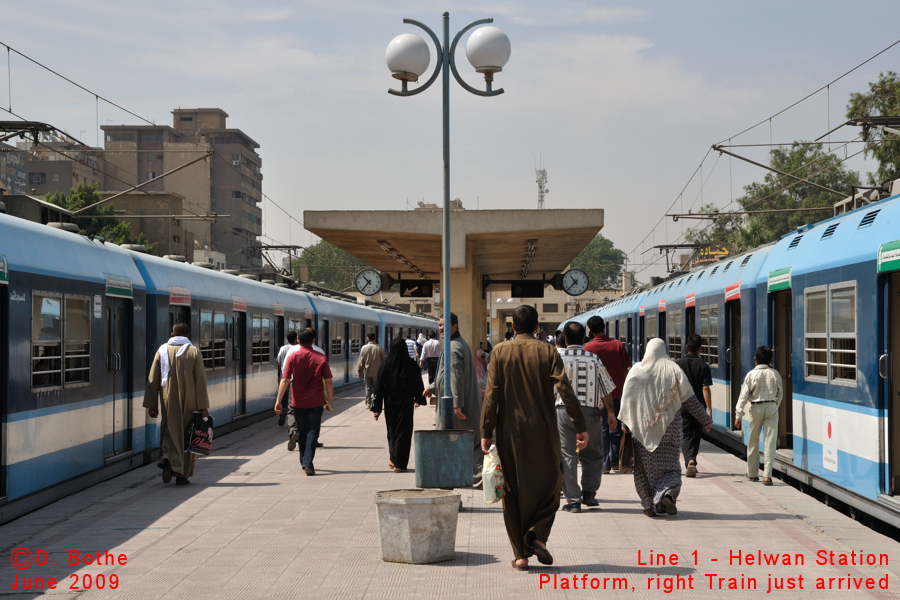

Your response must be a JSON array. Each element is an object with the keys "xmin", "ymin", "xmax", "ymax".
[{"xmin": 3, "ymin": 1, "xmax": 897, "ymax": 280}]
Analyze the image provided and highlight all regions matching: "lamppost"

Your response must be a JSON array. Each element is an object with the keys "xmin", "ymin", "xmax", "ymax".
[{"xmin": 386, "ymin": 12, "xmax": 510, "ymax": 430}]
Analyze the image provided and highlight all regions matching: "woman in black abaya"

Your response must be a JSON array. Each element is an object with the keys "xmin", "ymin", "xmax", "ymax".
[{"xmin": 372, "ymin": 337, "xmax": 424, "ymax": 472}]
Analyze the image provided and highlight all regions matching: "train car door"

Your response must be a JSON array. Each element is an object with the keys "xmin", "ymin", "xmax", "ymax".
[
  {"xmin": 0, "ymin": 275, "xmax": 6, "ymax": 497},
  {"xmin": 169, "ymin": 305, "xmax": 189, "ymax": 334},
  {"xmin": 659, "ymin": 312, "xmax": 667, "ymax": 346},
  {"xmin": 772, "ymin": 290, "xmax": 793, "ymax": 449},
  {"xmin": 686, "ymin": 307, "xmax": 696, "ymax": 337},
  {"xmin": 726, "ymin": 300, "xmax": 742, "ymax": 424},
  {"xmin": 344, "ymin": 321, "xmax": 351, "ymax": 383},
  {"xmin": 626, "ymin": 317, "xmax": 633, "ymax": 357},
  {"xmin": 232, "ymin": 312, "xmax": 246, "ymax": 416},
  {"xmin": 322, "ymin": 320, "xmax": 330, "ymax": 362},
  {"xmin": 104, "ymin": 297, "xmax": 132, "ymax": 457},
  {"xmin": 638, "ymin": 316, "xmax": 645, "ymax": 359},
  {"xmin": 886, "ymin": 272, "xmax": 900, "ymax": 494}
]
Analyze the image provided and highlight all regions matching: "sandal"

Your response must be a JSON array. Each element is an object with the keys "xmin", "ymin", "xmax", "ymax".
[
  {"xmin": 511, "ymin": 559, "xmax": 528, "ymax": 571},
  {"xmin": 532, "ymin": 542, "xmax": 553, "ymax": 565}
]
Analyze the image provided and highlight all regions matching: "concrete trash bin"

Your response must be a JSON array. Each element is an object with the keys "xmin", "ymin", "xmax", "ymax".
[
  {"xmin": 374, "ymin": 489, "xmax": 461, "ymax": 564},
  {"xmin": 414, "ymin": 429, "xmax": 474, "ymax": 489}
]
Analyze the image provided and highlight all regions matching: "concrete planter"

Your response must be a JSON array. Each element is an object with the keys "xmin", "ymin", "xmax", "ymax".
[{"xmin": 374, "ymin": 489, "xmax": 461, "ymax": 564}]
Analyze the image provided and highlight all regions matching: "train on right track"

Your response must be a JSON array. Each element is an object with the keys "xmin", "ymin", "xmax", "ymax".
[{"xmin": 568, "ymin": 178, "xmax": 900, "ymax": 528}]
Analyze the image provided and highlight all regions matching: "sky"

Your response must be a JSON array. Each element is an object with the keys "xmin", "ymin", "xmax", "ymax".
[{"xmin": 3, "ymin": 1, "xmax": 899, "ymax": 282}]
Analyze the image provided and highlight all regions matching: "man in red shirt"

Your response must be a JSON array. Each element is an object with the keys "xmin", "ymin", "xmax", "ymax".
[
  {"xmin": 584, "ymin": 316, "xmax": 632, "ymax": 473},
  {"xmin": 274, "ymin": 328, "xmax": 333, "ymax": 475}
]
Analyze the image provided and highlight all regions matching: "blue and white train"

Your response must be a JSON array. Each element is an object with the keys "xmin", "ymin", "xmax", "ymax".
[
  {"xmin": 0, "ymin": 213, "xmax": 436, "ymax": 524},
  {"xmin": 570, "ymin": 180, "xmax": 900, "ymax": 526}
]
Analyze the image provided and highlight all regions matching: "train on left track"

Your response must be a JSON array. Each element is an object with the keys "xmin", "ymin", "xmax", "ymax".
[{"xmin": 0, "ymin": 213, "xmax": 437, "ymax": 524}]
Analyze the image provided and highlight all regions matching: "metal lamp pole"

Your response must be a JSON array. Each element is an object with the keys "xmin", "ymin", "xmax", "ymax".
[{"xmin": 387, "ymin": 12, "xmax": 508, "ymax": 430}]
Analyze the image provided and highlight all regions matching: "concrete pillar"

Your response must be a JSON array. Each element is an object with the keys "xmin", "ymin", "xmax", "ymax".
[{"xmin": 448, "ymin": 240, "xmax": 486, "ymax": 352}]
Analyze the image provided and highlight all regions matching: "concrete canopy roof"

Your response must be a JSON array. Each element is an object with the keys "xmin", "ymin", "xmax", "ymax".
[{"xmin": 304, "ymin": 208, "xmax": 604, "ymax": 280}]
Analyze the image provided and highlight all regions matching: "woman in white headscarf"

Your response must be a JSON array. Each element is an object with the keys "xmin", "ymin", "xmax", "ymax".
[{"xmin": 619, "ymin": 338, "xmax": 712, "ymax": 517}]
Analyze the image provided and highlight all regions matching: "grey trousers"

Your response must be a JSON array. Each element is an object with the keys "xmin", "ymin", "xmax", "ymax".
[
  {"xmin": 557, "ymin": 405, "xmax": 605, "ymax": 504},
  {"xmin": 364, "ymin": 375, "xmax": 377, "ymax": 409}
]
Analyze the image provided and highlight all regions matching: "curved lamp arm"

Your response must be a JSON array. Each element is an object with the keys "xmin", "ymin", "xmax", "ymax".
[
  {"xmin": 388, "ymin": 19, "xmax": 444, "ymax": 97},
  {"xmin": 449, "ymin": 18, "xmax": 505, "ymax": 97}
]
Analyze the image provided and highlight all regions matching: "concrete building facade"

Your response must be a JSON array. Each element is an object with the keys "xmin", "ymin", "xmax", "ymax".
[
  {"xmin": 101, "ymin": 108, "xmax": 263, "ymax": 271},
  {"xmin": 16, "ymin": 142, "xmax": 104, "ymax": 196}
]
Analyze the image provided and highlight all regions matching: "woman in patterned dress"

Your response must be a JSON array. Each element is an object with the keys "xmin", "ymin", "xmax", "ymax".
[{"xmin": 618, "ymin": 338, "xmax": 712, "ymax": 517}]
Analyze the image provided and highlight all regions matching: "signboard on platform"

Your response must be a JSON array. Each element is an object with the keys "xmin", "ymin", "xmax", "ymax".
[{"xmin": 767, "ymin": 267, "xmax": 792, "ymax": 292}]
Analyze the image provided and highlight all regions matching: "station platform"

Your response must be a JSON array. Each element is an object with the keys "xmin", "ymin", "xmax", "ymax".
[{"xmin": 1, "ymin": 382, "xmax": 899, "ymax": 599}]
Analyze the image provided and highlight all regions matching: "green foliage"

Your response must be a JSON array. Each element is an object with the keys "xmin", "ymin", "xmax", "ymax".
[
  {"xmin": 686, "ymin": 143, "xmax": 858, "ymax": 251},
  {"xmin": 846, "ymin": 71, "xmax": 900, "ymax": 184},
  {"xmin": 293, "ymin": 240, "xmax": 373, "ymax": 291},
  {"xmin": 570, "ymin": 234, "xmax": 627, "ymax": 289},
  {"xmin": 45, "ymin": 183, "xmax": 158, "ymax": 254}
]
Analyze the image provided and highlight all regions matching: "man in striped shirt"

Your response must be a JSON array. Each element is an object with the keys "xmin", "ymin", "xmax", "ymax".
[{"xmin": 555, "ymin": 322, "xmax": 618, "ymax": 513}]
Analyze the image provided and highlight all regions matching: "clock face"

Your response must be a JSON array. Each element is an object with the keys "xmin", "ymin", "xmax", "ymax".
[
  {"xmin": 355, "ymin": 269, "xmax": 382, "ymax": 296},
  {"xmin": 562, "ymin": 269, "xmax": 589, "ymax": 296}
]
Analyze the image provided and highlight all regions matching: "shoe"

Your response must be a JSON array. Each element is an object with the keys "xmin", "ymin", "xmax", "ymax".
[
  {"xmin": 316, "ymin": 441, "xmax": 324, "ymax": 448},
  {"xmin": 643, "ymin": 508, "xmax": 657, "ymax": 518},
  {"xmin": 602, "ymin": 470, "xmax": 611, "ymax": 475},
  {"xmin": 763, "ymin": 477, "xmax": 773, "ymax": 486},
  {"xmin": 303, "ymin": 467, "xmax": 315, "ymax": 476},
  {"xmin": 287, "ymin": 432, "xmax": 298, "ymax": 451},
  {"xmin": 511, "ymin": 559, "xmax": 528, "ymax": 571},
  {"xmin": 531, "ymin": 543, "xmax": 554, "ymax": 566},
  {"xmin": 686, "ymin": 461, "xmax": 697, "ymax": 478},
  {"xmin": 175, "ymin": 477, "xmax": 189, "ymax": 485},
  {"xmin": 661, "ymin": 494, "xmax": 677, "ymax": 515},
  {"xmin": 747, "ymin": 476, "xmax": 759, "ymax": 482},
  {"xmin": 278, "ymin": 411, "xmax": 286, "ymax": 427},
  {"xmin": 392, "ymin": 467, "xmax": 407, "ymax": 473},
  {"xmin": 582, "ymin": 492, "xmax": 599, "ymax": 507},
  {"xmin": 160, "ymin": 459, "xmax": 172, "ymax": 484},
  {"xmin": 560, "ymin": 502, "xmax": 581, "ymax": 513}
]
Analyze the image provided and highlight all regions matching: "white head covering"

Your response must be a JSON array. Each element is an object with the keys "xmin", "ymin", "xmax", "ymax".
[
  {"xmin": 417, "ymin": 333, "xmax": 427, "ymax": 345},
  {"xmin": 618, "ymin": 338, "xmax": 694, "ymax": 452},
  {"xmin": 158, "ymin": 336, "xmax": 192, "ymax": 387}
]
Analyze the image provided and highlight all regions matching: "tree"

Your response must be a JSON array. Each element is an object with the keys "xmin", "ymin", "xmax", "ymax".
[
  {"xmin": 739, "ymin": 142, "xmax": 858, "ymax": 240},
  {"xmin": 45, "ymin": 183, "xmax": 158, "ymax": 254},
  {"xmin": 685, "ymin": 143, "xmax": 858, "ymax": 252},
  {"xmin": 293, "ymin": 240, "xmax": 373, "ymax": 291},
  {"xmin": 570, "ymin": 234, "xmax": 626, "ymax": 289},
  {"xmin": 846, "ymin": 71, "xmax": 900, "ymax": 184}
]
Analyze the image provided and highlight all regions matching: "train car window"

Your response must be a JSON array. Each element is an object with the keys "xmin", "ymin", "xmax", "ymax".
[
  {"xmin": 200, "ymin": 311, "xmax": 214, "ymax": 369},
  {"xmin": 830, "ymin": 283, "xmax": 857, "ymax": 384},
  {"xmin": 668, "ymin": 309, "xmax": 682, "ymax": 360},
  {"xmin": 64, "ymin": 296, "xmax": 91, "ymax": 385},
  {"xmin": 351, "ymin": 323, "xmax": 361, "ymax": 353},
  {"xmin": 213, "ymin": 313, "xmax": 226, "ymax": 368},
  {"xmin": 646, "ymin": 315, "xmax": 657, "ymax": 341},
  {"xmin": 251, "ymin": 315, "xmax": 271, "ymax": 364},
  {"xmin": 331, "ymin": 326, "xmax": 342, "ymax": 356},
  {"xmin": 32, "ymin": 292, "xmax": 62, "ymax": 389},
  {"xmin": 804, "ymin": 288, "xmax": 828, "ymax": 381},
  {"xmin": 699, "ymin": 306, "xmax": 719, "ymax": 368}
]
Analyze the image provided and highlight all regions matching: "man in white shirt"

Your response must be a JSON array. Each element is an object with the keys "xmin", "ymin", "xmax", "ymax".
[
  {"xmin": 734, "ymin": 346, "xmax": 784, "ymax": 486},
  {"xmin": 419, "ymin": 331, "xmax": 441, "ymax": 384}
]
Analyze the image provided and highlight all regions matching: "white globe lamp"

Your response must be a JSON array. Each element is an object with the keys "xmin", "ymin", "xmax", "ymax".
[
  {"xmin": 386, "ymin": 33, "xmax": 431, "ymax": 82},
  {"xmin": 465, "ymin": 26, "xmax": 510, "ymax": 74}
]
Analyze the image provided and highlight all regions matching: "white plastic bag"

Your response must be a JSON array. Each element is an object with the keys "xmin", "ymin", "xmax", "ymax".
[{"xmin": 483, "ymin": 445, "xmax": 505, "ymax": 505}]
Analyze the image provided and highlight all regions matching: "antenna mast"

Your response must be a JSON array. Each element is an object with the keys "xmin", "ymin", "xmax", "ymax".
[{"xmin": 535, "ymin": 157, "xmax": 548, "ymax": 209}]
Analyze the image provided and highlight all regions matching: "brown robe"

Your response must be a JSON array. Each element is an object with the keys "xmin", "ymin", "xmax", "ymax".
[
  {"xmin": 480, "ymin": 334, "xmax": 586, "ymax": 560},
  {"xmin": 143, "ymin": 344, "xmax": 210, "ymax": 478}
]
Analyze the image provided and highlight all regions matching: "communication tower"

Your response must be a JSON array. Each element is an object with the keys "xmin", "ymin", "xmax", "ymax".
[{"xmin": 535, "ymin": 159, "xmax": 549, "ymax": 209}]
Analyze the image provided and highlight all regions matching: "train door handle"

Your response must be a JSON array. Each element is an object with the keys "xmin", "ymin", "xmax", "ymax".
[
  {"xmin": 105, "ymin": 354, "xmax": 112, "ymax": 372},
  {"xmin": 879, "ymin": 353, "xmax": 889, "ymax": 380},
  {"xmin": 115, "ymin": 353, "xmax": 122, "ymax": 371},
  {"xmin": 726, "ymin": 348, "xmax": 732, "ymax": 364}
]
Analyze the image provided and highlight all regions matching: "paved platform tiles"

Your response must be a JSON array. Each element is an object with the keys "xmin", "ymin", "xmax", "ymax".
[{"xmin": 2, "ymin": 382, "xmax": 900, "ymax": 599}]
